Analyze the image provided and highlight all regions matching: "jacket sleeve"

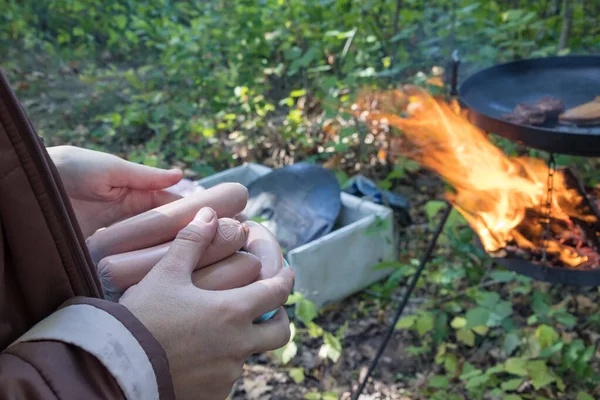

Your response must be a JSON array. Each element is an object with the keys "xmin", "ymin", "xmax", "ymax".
[{"xmin": 0, "ymin": 297, "xmax": 175, "ymax": 400}]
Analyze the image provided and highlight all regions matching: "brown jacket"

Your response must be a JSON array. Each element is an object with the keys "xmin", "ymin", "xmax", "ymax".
[{"xmin": 0, "ymin": 68, "xmax": 175, "ymax": 399}]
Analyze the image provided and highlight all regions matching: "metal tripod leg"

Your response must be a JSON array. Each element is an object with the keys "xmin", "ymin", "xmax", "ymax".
[{"xmin": 351, "ymin": 203, "xmax": 453, "ymax": 400}]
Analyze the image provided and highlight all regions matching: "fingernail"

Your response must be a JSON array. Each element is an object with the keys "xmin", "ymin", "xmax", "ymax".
[
  {"xmin": 195, "ymin": 207, "xmax": 216, "ymax": 223},
  {"xmin": 242, "ymin": 223, "xmax": 250, "ymax": 235}
]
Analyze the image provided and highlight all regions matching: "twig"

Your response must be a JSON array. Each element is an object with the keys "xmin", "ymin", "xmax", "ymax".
[
  {"xmin": 390, "ymin": 0, "xmax": 404, "ymax": 73},
  {"xmin": 336, "ymin": 27, "xmax": 358, "ymax": 80},
  {"xmin": 558, "ymin": 0, "xmax": 573, "ymax": 51}
]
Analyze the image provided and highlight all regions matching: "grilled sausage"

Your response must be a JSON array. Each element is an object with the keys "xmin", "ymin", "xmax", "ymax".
[
  {"xmin": 87, "ymin": 183, "xmax": 248, "ymax": 263},
  {"xmin": 191, "ymin": 251, "xmax": 262, "ymax": 290},
  {"xmin": 98, "ymin": 217, "xmax": 248, "ymax": 294},
  {"xmin": 243, "ymin": 221, "xmax": 284, "ymax": 280}
]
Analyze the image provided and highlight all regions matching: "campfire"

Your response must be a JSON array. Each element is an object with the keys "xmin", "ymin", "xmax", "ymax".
[{"xmin": 352, "ymin": 86, "xmax": 600, "ymax": 269}]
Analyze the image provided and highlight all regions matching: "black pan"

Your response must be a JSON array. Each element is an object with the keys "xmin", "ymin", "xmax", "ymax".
[
  {"xmin": 459, "ymin": 55, "xmax": 600, "ymax": 157},
  {"xmin": 474, "ymin": 236, "xmax": 600, "ymax": 286}
]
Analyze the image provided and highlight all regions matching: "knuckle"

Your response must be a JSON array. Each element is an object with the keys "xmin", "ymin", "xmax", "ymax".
[
  {"xmin": 176, "ymin": 225, "xmax": 209, "ymax": 245},
  {"xmin": 214, "ymin": 297, "xmax": 242, "ymax": 323},
  {"xmin": 273, "ymin": 281, "xmax": 291, "ymax": 306}
]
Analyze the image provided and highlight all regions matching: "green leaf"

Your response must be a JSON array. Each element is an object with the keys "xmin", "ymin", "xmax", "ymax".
[
  {"xmin": 489, "ymin": 301, "xmax": 513, "ymax": 327},
  {"xmin": 395, "ymin": 315, "xmax": 416, "ymax": 330},
  {"xmin": 490, "ymin": 270, "xmax": 516, "ymax": 282},
  {"xmin": 505, "ymin": 357, "xmax": 528, "ymax": 377},
  {"xmin": 114, "ymin": 15, "xmax": 127, "ymax": 30},
  {"xmin": 281, "ymin": 341, "xmax": 297, "ymax": 364},
  {"xmin": 73, "ymin": 26, "xmax": 85, "ymax": 37},
  {"xmin": 289, "ymin": 367, "xmax": 305, "ymax": 384},
  {"xmin": 476, "ymin": 291, "xmax": 500, "ymax": 308},
  {"xmin": 485, "ymin": 365, "xmax": 504, "ymax": 375},
  {"xmin": 290, "ymin": 89, "xmax": 307, "ymax": 98},
  {"xmin": 527, "ymin": 360, "xmax": 555, "ymax": 390},
  {"xmin": 416, "ymin": 312, "xmax": 435, "ymax": 336},
  {"xmin": 297, "ymin": 299, "xmax": 318, "ymax": 323},
  {"xmin": 318, "ymin": 332, "xmax": 342, "ymax": 362},
  {"xmin": 503, "ymin": 395, "xmax": 523, "ymax": 400},
  {"xmin": 429, "ymin": 375, "xmax": 449, "ymax": 388},
  {"xmin": 304, "ymin": 393, "xmax": 321, "ymax": 400},
  {"xmin": 577, "ymin": 392, "xmax": 595, "ymax": 400},
  {"xmin": 466, "ymin": 374, "xmax": 489, "ymax": 390},
  {"xmin": 444, "ymin": 354, "xmax": 458, "ymax": 374},
  {"xmin": 504, "ymin": 333, "xmax": 521, "ymax": 355},
  {"xmin": 425, "ymin": 200, "xmax": 446, "ymax": 220},
  {"xmin": 285, "ymin": 292, "xmax": 303, "ymax": 305},
  {"xmin": 307, "ymin": 322, "xmax": 323, "ymax": 338},
  {"xmin": 460, "ymin": 362, "xmax": 480, "ymax": 380},
  {"xmin": 457, "ymin": 327, "xmax": 475, "ymax": 346},
  {"xmin": 535, "ymin": 325, "xmax": 559, "ymax": 349},
  {"xmin": 466, "ymin": 307, "xmax": 491, "ymax": 329},
  {"xmin": 501, "ymin": 378, "xmax": 524, "ymax": 391},
  {"xmin": 472, "ymin": 325, "xmax": 489, "ymax": 335},
  {"xmin": 407, "ymin": 346, "xmax": 428, "ymax": 356},
  {"xmin": 450, "ymin": 316, "xmax": 467, "ymax": 329},
  {"xmin": 554, "ymin": 311, "xmax": 577, "ymax": 327}
]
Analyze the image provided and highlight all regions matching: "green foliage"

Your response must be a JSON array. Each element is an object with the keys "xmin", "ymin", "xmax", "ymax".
[{"xmin": 2, "ymin": 1, "xmax": 600, "ymax": 399}]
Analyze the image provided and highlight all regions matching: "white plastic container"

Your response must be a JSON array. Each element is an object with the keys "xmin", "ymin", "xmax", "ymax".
[{"xmin": 197, "ymin": 163, "xmax": 397, "ymax": 309}]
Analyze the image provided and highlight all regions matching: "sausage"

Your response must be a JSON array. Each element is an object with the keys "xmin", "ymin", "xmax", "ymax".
[
  {"xmin": 98, "ymin": 217, "xmax": 249, "ymax": 294},
  {"xmin": 192, "ymin": 252, "xmax": 261, "ymax": 290},
  {"xmin": 88, "ymin": 183, "xmax": 248, "ymax": 263},
  {"xmin": 242, "ymin": 221, "xmax": 283, "ymax": 280}
]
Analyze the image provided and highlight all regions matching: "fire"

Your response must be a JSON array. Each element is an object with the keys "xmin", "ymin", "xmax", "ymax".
[{"xmin": 352, "ymin": 86, "xmax": 597, "ymax": 268}]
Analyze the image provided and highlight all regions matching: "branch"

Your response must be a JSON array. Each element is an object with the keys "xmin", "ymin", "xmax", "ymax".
[
  {"xmin": 390, "ymin": 0, "xmax": 404, "ymax": 69},
  {"xmin": 558, "ymin": 0, "xmax": 573, "ymax": 51}
]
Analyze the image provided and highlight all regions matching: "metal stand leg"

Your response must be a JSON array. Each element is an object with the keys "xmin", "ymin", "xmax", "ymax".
[{"xmin": 351, "ymin": 203, "xmax": 453, "ymax": 400}]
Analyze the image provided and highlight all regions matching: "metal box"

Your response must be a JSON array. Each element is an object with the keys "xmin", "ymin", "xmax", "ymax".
[{"xmin": 197, "ymin": 163, "xmax": 397, "ymax": 309}]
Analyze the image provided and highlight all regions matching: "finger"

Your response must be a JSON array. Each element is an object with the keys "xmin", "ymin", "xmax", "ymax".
[
  {"xmin": 87, "ymin": 183, "xmax": 248, "ymax": 262},
  {"xmin": 164, "ymin": 178, "xmax": 206, "ymax": 197},
  {"xmin": 97, "ymin": 218, "xmax": 248, "ymax": 292},
  {"xmin": 111, "ymin": 158, "xmax": 183, "ymax": 191},
  {"xmin": 243, "ymin": 221, "xmax": 283, "ymax": 279},
  {"xmin": 151, "ymin": 207, "xmax": 218, "ymax": 281},
  {"xmin": 105, "ymin": 189, "xmax": 183, "ymax": 228},
  {"xmin": 249, "ymin": 307, "xmax": 292, "ymax": 354},
  {"xmin": 226, "ymin": 266, "xmax": 294, "ymax": 319},
  {"xmin": 235, "ymin": 212, "xmax": 249, "ymax": 223},
  {"xmin": 192, "ymin": 252, "xmax": 261, "ymax": 290}
]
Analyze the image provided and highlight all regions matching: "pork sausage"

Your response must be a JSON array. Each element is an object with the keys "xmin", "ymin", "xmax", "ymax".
[{"xmin": 88, "ymin": 183, "xmax": 248, "ymax": 263}]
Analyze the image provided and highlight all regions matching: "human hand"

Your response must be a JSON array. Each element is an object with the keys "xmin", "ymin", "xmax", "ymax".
[
  {"xmin": 119, "ymin": 207, "xmax": 294, "ymax": 400},
  {"xmin": 86, "ymin": 182, "xmax": 249, "ymax": 263},
  {"xmin": 48, "ymin": 145, "xmax": 184, "ymax": 237},
  {"xmin": 98, "ymin": 218, "xmax": 283, "ymax": 300}
]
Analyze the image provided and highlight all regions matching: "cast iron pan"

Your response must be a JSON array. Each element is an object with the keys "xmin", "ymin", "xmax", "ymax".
[
  {"xmin": 459, "ymin": 55, "xmax": 600, "ymax": 157},
  {"xmin": 474, "ymin": 236, "xmax": 600, "ymax": 286}
]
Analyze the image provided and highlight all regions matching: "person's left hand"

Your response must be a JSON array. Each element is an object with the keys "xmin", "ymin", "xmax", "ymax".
[{"xmin": 48, "ymin": 145, "xmax": 184, "ymax": 238}]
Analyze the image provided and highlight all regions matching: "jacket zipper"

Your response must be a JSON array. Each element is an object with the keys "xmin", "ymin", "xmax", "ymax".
[{"xmin": 0, "ymin": 71, "xmax": 101, "ymax": 298}]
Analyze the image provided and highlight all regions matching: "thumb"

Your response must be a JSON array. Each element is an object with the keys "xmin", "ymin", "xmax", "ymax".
[
  {"xmin": 113, "ymin": 158, "xmax": 183, "ymax": 191},
  {"xmin": 152, "ymin": 207, "xmax": 218, "ymax": 282}
]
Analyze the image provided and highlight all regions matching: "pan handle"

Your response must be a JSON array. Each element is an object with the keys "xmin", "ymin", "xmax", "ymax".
[{"xmin": 449, "ymin": 50, "xmax": 460, "ymax": 96}]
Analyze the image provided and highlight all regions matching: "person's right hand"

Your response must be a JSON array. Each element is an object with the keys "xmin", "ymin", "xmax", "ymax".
[{"xmin": 119, "ymin": 207, "xmax": 294, "ymax": 400}]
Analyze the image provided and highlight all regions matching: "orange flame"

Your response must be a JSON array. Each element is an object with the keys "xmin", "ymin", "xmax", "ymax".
[{"xmin": 352, "ymin": 86, "xmax": 595, "ymax": 267}]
